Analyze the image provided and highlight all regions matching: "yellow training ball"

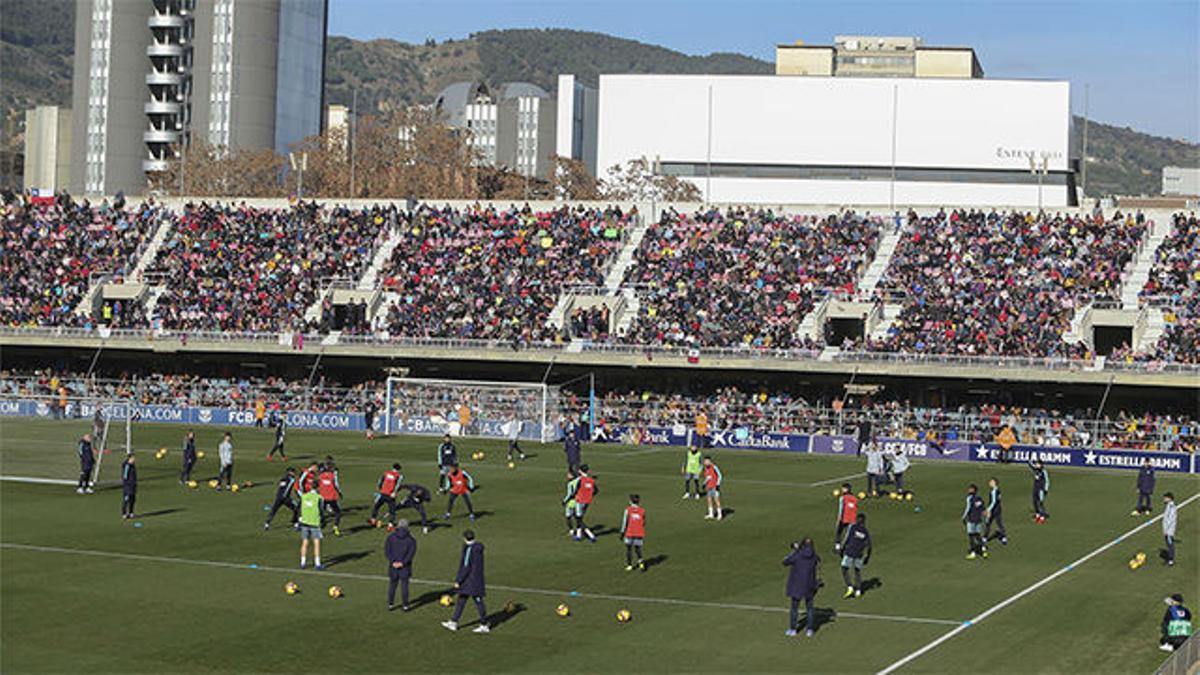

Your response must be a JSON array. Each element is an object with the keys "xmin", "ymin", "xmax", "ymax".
[
  {"xmin": 905, "ymin": 493, "xmax": 914, "ymax": 501},
  {"xmin": 284, "ymin": 581, "xmax": 299, "ymax": 595},
  {"xmin": 1128, "ymin": 559, "xmax": 1138, "ymax": 570},
  {"xmin": 328, "ymin": 585, "xmax": 342, "ymax": 598},
  {"xmin": 230, "ymin": 484, "xmax": 240, "ymax": 493},
  {"xmin": 439, "ymin": 594, "xmax": 453, "ymax": 607},
  {"xmin": 197, "ymin": 450, "xmax": 206, "ymax": 459},
  {"xmin": 507, "ymin": 461, "xmax": 516, "ymax": 469},
  {"xmin": 832, "ymin": 488, "xmax": 841, "ymax": 497},
  {"xmin": 556, "ymin": 603, "xmax": 570, "ymax": 617},
  {"xmin": 616, "ymin": 608, "xmax": 632, "ymax": 623},
  {"xmin": 1136, "ymin": 552, "xmax": 1147, "ymax": 562},
  {"xmin": 187, "ymin": 480, "xmax": 198, "ymax": 489},
  {"xmin": 477, "ymin": 452, "xmax": 485, "ymax": 460},
  {"xmin": 857, "ymin": 492, "xmax": 866, "ymax": 500},
  {"xmin": 208, "ymin": 479, "xmax": 219, "ymax": 488}
]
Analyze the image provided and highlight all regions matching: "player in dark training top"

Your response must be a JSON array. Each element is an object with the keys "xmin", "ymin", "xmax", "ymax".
[
  {"xmin": 264, "ymin": 466, "xmax": 299, "ymax": 530},
  {"xmin": 267, "ymin": 413, "xmax": 288, "ymax": 461},
  {"xmin": 963, "ymin": 484, "xmax": 987, "ymax": 559}
]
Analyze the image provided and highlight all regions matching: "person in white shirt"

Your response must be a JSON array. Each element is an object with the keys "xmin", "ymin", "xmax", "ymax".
[
  {"xmin": 1163, "ymin": 492, "xmax": 1178, "ymax": 567},
  {"xmin": 889, "ymin": 449, "xmax": 911, "ymax": 495},
  {"xmin": 217, "ymin": 432, "xmax": 235, "ymax": 491}
]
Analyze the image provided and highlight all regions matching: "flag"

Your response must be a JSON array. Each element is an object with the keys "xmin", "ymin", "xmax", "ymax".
[{"xmin": 29, "ymin": 188, "xmax": 55, "ymax": 205}]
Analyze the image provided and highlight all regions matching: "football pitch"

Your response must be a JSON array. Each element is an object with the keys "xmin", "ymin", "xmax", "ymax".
[{"xmin": 1, "ymin": 418, "xmax": 1196, "ymax": 673}]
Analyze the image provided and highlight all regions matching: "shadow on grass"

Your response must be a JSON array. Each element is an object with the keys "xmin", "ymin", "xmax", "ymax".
[
  {"xmin": 137, "ymin": 508, "xmax": 184, "ymax": 518},
  {"xmin": 643, "ymin": 554, "xmax": 669, "ymax": 570},
  {"xmin": 407, "ymin": 588, "xmax": 453, "ymax": 611},
  {"xmin": 325, "ymin": 550, "xmax": 372, "ymax": 567},
  {"xmin": 484, "ymin": 601, "xmax": 526, "ymax": 629},
  {"xmin": 861, "ymin": 577, "xmax": 883, "ymax": 594}
]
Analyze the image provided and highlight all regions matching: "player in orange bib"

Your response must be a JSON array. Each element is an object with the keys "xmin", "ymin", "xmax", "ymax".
[
  {"xmin": 317, "ymin": 461, "xmax": 343, "ymax": 536},
  {"xmin": 621, "ymin": 494, "xmax": 647, "ymax": 572},
  {"xmin": 834, "ymin": 483, "xmax": 859, "ymax": 552}
]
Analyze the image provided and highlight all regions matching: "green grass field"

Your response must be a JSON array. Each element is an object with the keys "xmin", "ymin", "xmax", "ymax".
[{"xmin": 1, "ymin": 418, "xmax": 1196, "ymax": 673}]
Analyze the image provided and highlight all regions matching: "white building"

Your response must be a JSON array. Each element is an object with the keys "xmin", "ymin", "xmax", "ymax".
[
  {"xmin": 560, "ymin": 73, "xmax": 1076, "ymax": 207},
  {"xmin": 23, "ymin": 106, "xmax": 73, "ymax": 193},
  {"xmin": 1162, "ymin": 166, "xmax": 1200, "ymax": 197}
]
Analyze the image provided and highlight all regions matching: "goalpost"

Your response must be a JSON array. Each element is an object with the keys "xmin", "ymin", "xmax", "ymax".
[
  {"xmin": 383, "ymin": 377, "xmax": 564, "ymax": 443},
  {"xmin": 88, "ymin": 397, "xmax": 134, "ymax": 487}
]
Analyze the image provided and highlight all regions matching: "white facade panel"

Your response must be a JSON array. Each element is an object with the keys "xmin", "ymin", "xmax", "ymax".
[{"xmin": 596, "ymin": 74, "xmax": 1072, "ymax": 205}]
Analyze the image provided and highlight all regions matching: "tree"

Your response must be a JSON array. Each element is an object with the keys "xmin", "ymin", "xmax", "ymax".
[
  {"xmin": 599, "ymin": 157, "xmax": 701, "ymax": 202},
  {"xmin": 154, "ymin": 139, "xmax": 285, "ymax": 197},
  {"xmin": 549, "ymin": 155, "xmax": 600, "ymax": 200}
]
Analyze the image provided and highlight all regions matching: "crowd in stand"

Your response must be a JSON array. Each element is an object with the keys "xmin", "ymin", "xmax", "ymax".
[
  {"xmin": 859, "ymin": 209, "xmax": 1148, "ymax": 357},
  {"xmin": 5, "ymin": 366, "xmax": 1192, "ymax": 452},
  {"xmin": 377, "ymin": 204, "xmax": 630, "ymax": 343},
  {"xmin": 147, "ymin": 201, "xmax": 390, "ymax": 332},
  {"xmin": 594, "ymin": 386, "xmax": 1197, "ymax": 453},
  {"xmin": 0, "ymin": 196, "xmax": 161, "ymax": 327},
  {"xmin": 1138, "ymin": 212, "xmax": 1199, "ymax": 364},
  {"xmin": 618, "ymin": 208, "xmax": 879, "ymax": 349}
]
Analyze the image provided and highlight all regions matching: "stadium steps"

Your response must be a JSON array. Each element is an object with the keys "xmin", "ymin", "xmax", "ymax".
[
  {"xmin": 602, "ymin": 218, "xmax": 650, "ymax": 292},
  {"xmin": 613, "ymin": 288, "xmax": 640, "ymax": 337},
  {"xmin": 357, "ymin": 229, "xmax": 403, "ymax": 291},
  {"xmin": 797, "ymin": 297, "xmax": 829, "ymax": 342},
  {"xmin": 142, "ymin": 285, "xmax": 167, "ymax": 319},
  {"xmin": 1063, "ymin": 302, "xmax": 1094, "ymax": 346},
  {"xmin": 1135, "ymin": 306, "xmax": 1166, "ymax": 353},
  {"xmin": 867, "ymin": 303, "xmax": 903, "ymax": 341},
  {"xmin": 1120, "ymin": 219, "xmax": 1171, "ymax": 309},
  {"xmin": 548, "ymin": 293, "xmax": 574, "ymax": 329},
  {"xmin": 857, "ymin": 224, "xmax": 904, "ymax": 296},
  {"xmin": 131, "ymin": 217, "xmax": 174, "ymax": 280}
]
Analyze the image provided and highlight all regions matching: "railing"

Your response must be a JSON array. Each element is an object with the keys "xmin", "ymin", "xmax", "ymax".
[
  {"xmin": 2, "ymin": 326, "xmax": 1198, "ymax": 376},
  {"xmin": 1154, "ymin": 632, "xmax": 1198, "ymax": 675},
  {"xmin": 4, "ymin": 373, "xmax": 1193, "ymax": 452}
]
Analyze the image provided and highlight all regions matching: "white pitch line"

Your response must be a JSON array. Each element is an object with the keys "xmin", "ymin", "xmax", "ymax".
[
  {"xmin": 0, "ymin": 476, "xmax": 83, "ymax": 486},
  {"xmin": 876, "ymin": 492, "xmax": 1200, "ymax": 675},
  {"xmin": 0, "ymin": 542, "xmax": 960, "ymax": 627},
  {"xmin": 808, "ymin": 472, "xmax": 865, "ymax": 487}
]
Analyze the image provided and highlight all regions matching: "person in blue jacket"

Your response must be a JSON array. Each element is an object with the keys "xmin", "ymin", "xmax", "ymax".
[
  {"xmin": 442, "ymin": 530, "xmax": 489, "ymax": 633},
  {"xmin": 1133, "ymin": 457, "xmax": 1155, "ymax": 516},
  {"xmin": 783, "ymin": 537, "xmax": 821, "ymax": 637},
  {"xmin": 120, "ymin": 453, "xmax": 138, "ymax": 520}
]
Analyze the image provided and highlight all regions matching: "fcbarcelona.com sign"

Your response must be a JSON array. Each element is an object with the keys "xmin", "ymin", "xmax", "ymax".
[{"xmin": 0, "ymin": 399, "xmax": 549, "ymax": 440}]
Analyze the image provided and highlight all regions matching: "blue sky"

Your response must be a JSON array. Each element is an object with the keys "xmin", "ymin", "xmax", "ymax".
[{"xmin": 328, "ymin": 0, "xmax": 1199, "ymax": 142}]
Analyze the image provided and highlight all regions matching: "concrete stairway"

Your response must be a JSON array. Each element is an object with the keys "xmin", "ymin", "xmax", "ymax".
[
  {"xmin": 867, "ymin": 304, "xmax": 903, "ymax": 341},
  {"xmin": 1121, "ymin": 221, "xmax": 1172, "ymax": 309},
  {"xmin": 132, "ymin": 216, "xmax": 174, "ymax": 279},
  {"xmin": 1135, "ymin": 306, "xmax": 1166, "ymax": 353},
  {"xmin": 857, "ymin": 225, "xmax": 904, "ymax": 296},
  {"xmin": 358, "ymin": 230, "xmax": 402, "ymax": 291},
  {"xmin": 612, "ymin": 288, "xmax": 640, "ymax": 337},
  {"xmin": 603, "ymin": 218, "xmax": 650, "ymax": 292}
]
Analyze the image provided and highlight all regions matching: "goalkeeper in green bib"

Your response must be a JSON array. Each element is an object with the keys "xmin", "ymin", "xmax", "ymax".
[
  {"xmin": 298, "ymin": 488, "xmax": 324, "ymax": 570},
  {"xmin": 681, "ymin": 446, "xmax": 703, "ymax": 500}
]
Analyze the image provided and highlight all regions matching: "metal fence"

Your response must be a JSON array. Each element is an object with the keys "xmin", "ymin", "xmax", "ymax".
[{"xmin": 1154, "ymin": 632, "xmax": 1199, "ymax": 675}]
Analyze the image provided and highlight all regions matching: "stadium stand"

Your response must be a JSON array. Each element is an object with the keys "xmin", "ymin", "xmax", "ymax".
[
  {"xmin": 0, "ymin": 199, "xmax": 162, "ymax": 327},
  {"xmin": 377, "ymin": 204, "xmax": 631, "ymax": 342},
  {"xmin": 4, "ymin": 368, "xmax": 1193, "ymax": 453},
  {"xmin": 1138, "ymin": 212, "xmax": 1199, "ymax": 364},
  {"xmin": 863, "ymin": 210, "xmax": 1148, "ymax": 357},
  {"xmin": 144, "ymin": 201, "xmax": 390, "ymax": 332},
  {"xmin": 617, "ymin": 208, "xmax": 880, "ymax": 348}
]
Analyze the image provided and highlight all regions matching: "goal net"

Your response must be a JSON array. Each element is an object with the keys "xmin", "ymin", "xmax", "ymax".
[
  {"xmin": 383, "ymin": 377, "xmax": 563, "ymax": 443},
  {"xmin": 0, "ymin": 393, "xmax": 133, "ymax": 486}
]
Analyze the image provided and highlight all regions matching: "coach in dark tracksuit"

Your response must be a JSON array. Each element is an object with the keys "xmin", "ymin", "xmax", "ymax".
[
  {"xmin": 563, "ymin": 417, "xmax": 583, "ymax": 471},
  {"xmin": 985, "ymin": 477, "xmax": 1008, "ymax": 544},
  {"xmin": 386, "ymin": 521, "xmax": 417, "ymax": 611},
  {"xmin": 264, "ymin": 467, "xmax": 299, "ymax": 530},
  {"xmin": 121, "ymin": 454, "xmax": 138, "ymax": 519},
  {"xmin": 436, "ymin": 435, "xmax": 458, "ymax": 494},
  {"xmin": 442, "ymin": 530, "xmax": 489, "ymax": 633},
  {"xmin": 77, "ymin": 433, "xmax": 96, "ymax": 494},
  {"xmin": 180, "ymin": 430, "xmax": 197, "ymax": 484},
  {"xmin": 783, "ymin": 538, "xmax": 821, "ymax": 637},
  {"xmin": 1134, "ymin": 459, "xmax": 1156, "ymax": 515},
  {"xmin": 1029, "ymin": 459, "xmax": 1049, "ymax": 521}
]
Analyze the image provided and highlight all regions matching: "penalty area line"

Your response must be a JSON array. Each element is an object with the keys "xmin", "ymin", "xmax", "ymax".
[
  {"xmin": 0, "ymin": 542, "xmax": 960, "ymax": 627},
  {"xmin": 876, "ymin": 492, "xmax": 1200, "ymax": 675}
]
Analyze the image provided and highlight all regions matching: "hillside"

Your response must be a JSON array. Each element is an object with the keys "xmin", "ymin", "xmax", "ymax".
[{"xmin": 0, "ymin": 16, "xmax": 1194, "ymax": 197}]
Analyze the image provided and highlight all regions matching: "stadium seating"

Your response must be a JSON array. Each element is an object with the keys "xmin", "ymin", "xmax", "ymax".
[
  {"xmin": 865, "ymin": 210, "xmax": 1147, "ymax": 357},
  {"xmin": 618, "ymin": 208, "xmax": 880, "ymax": 349},
  {"xmin": 1139, "ymin": 212, "xmax": 1199, "ymax": 364},
  {"xmin": 377, "ymin": 205, "xmax": 631, "ymax": 341},
  {"xmin": 0, "ymin": 199, "xmax": 160, "ymax": 327},
  {"xmin": 147, "ymin": 202, "xmax": 389, "ymax": 332}
]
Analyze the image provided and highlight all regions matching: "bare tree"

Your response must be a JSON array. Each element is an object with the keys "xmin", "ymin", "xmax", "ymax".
[
  {"xmin": 550, "ymin": 155, "xmax": 600, "ymax": 201},
  {"xmin": 599, "ymin": 157, "xmax": 700, "ymax": 202},
  {"xmin": 156, "ymin": 139, "xmax": 285, "ymax": 197}
]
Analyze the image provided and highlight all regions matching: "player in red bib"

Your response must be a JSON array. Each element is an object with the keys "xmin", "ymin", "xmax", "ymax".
[
  {"xmin": 317, "ymin": 462, "xmax": 343, "ymax": 536},
  {"xmin": 443, "ymin": 464, "xmax": 477, "ymax": 521},
  {"xmin": 564, "ymin": 464, "xmax": 599, "ymax": 542},
  {"xmin": 297, "ymin": 462, "xmax": 319, "ymax": 495},
  {"xmin": 369, "ymin": 463, "xmax": 403, "ymax": 527},
  {"xmin": 834, "ymin": 482, "xmax": 859, "ymax": 552},
  {"xmin": 702, "ymin": 456, "xmax": 724, "ymax": 521},
  {"xmin": 621, "ymin": 494, "xmax": 647, "ymax": 572}
]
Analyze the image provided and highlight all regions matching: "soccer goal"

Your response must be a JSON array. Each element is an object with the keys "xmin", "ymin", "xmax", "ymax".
[
  {"xmin": 383, "ymin": 377, "xmax": 563, "ymax": 443},
  {"xmin": 0, "ymin": 394, "xmax": 133, "ymax": 486}
]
